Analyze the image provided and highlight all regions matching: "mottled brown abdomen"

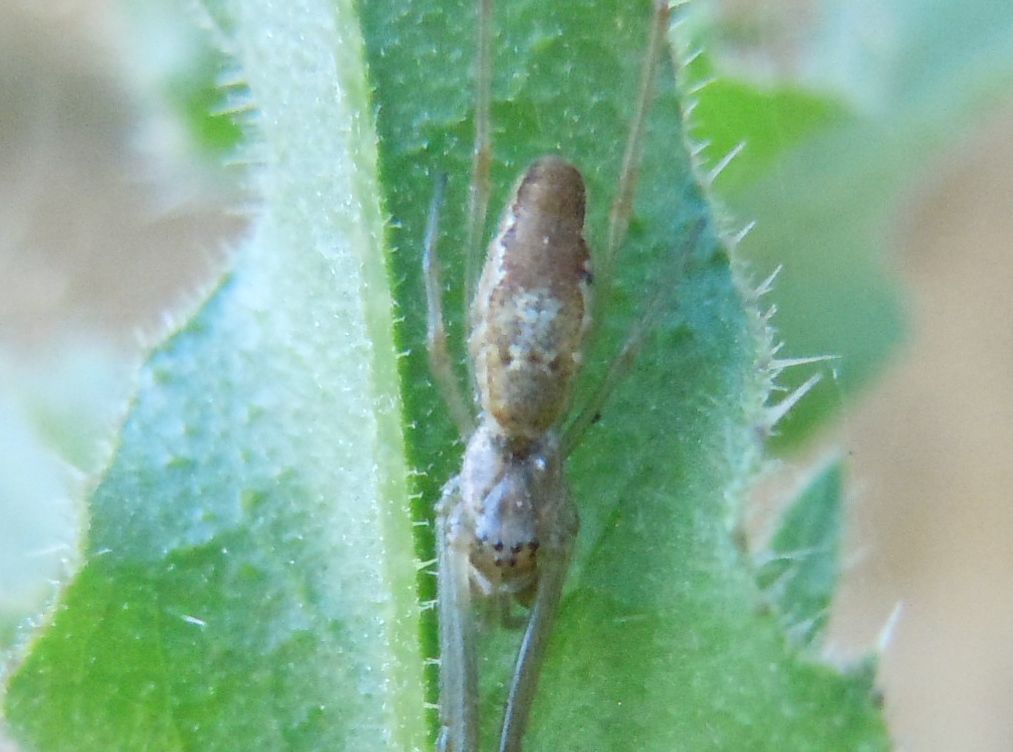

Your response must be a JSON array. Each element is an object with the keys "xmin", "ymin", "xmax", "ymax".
[{"xmin": 469, "ymin": 157, "xmax": 593, "ymax": 444}]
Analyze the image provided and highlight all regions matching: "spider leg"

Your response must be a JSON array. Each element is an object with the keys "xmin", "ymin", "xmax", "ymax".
[
  {"xmin": 563, "ymin": 218, "xmax": 704, "ymax": 456},
  {"xmin": 602, "ymin": 0, "xmax": 672, "ymax": 285},
  {"xmin": 498, "ymin": 507, "xmax": 577, "ymax": 752},
  {"xmin": 464, "ymin": 0, "xmax": 494, "ymax": 322},
  {"xmin": 425, "ymin": 173, "xmax": 475, "ymax": 440},
  {"xmin": 573, "ymin": 2, "xmax": 673, "ymax": 447},
  {"xmin": 436, "ymin": 480, "xmax": 480, "ymax": 752}
]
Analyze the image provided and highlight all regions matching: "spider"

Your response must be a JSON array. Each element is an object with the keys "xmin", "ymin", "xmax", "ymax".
[{"xmin": 422, "ymin": 2, "xmax": 681, "ymax": 749}]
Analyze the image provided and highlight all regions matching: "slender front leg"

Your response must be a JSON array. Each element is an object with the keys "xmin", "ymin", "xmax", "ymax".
[
  {"xmin": 425, "ymin": 175, "xmax": 475, "ymax": 440},
  {"xmin": 603, "ymin": 0, "xmax": 672, "ymax": 280},
  {"xmin": 437, "ymin": 481, "xmax": 480, "ymax": 752},
  {"xmin": 465, "ymin": 0, "xmax": 495, "ymax": 314},
  {"xmin": 498, "ymin": 519, "xmax": 576, "ymax": 752}
]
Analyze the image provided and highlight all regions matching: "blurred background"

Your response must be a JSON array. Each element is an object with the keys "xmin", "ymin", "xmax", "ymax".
[{"xmin": 0, "ymin": 0, "xmax": 1010, "ymax": 750}]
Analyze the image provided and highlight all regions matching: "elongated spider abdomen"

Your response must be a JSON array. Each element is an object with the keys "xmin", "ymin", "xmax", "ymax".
[{"xmin": 470, "ymin": 157, "xmax": 593, "ymax": 446}]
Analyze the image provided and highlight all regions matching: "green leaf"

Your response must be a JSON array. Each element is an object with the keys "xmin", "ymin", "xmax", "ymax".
[
  {"xmin": 122, "ymin": 0, "xmax": 243, "ymax": 160},
  {"xmin": 5, "ymin": 1, "xmax": 425, "ymax": 750},
  {"xmin": 0, "ymin": 345, "xmax": 129, "ymax": 650},
  {"xmin": 756, "ymin": 461, "xmax": 844, "ymax": 648},
  {"xmin": 360, "ymin": 0, "xmax": 888, "ymax": 748},
  {"xmin": 5, "ymin": 1, "xmax": 889, "ymax": 750},
  {"xmin": 683, "ymin": 56, "xmax": 853, "ymax": 195},
  {"xmin": 690, "ymin": 0, "xmax": 1013, "ymax": 448}
]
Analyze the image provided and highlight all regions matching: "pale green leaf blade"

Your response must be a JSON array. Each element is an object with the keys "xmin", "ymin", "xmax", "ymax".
[{"xmin": 4, "ymin": 1, "xmax": 425, "ymax": 750}]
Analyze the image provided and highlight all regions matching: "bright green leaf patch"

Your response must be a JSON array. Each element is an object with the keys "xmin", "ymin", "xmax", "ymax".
[
  {"xmin": 690, "ymin": 75, "xmax": 852, "ymax": 194},
  {"xmin": 5, "ymin": 0, "xmax": 890, "ymax": 750},
  {"xmin": 756, "ymin": 461, "xmax": 844, "ymax": 648},
  {"xmin": 168, "ymin": 74, "xmax": 244, "ymax": 154}
]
